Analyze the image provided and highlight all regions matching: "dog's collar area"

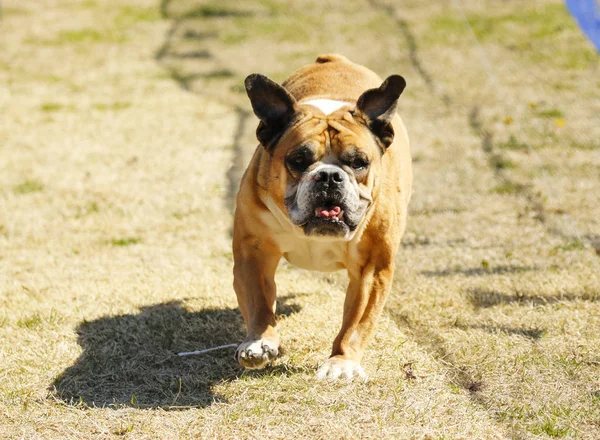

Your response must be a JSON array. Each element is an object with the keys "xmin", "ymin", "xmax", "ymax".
[{"xmin": 301, "ymin": 99, "xmax": 353, "ymax": 115}]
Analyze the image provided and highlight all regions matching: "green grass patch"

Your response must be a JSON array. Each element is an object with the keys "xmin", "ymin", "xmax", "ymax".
[
  {"xmin": 491, "ymin": 182, "xmax": 525, "ymax": 195},
  {"xmin": 29, "ymin": 28, "xmax": 128, "ymax": 46},
  {"xmin": 92, "ymin": 102, "xmax": 131, "ymax": 111},
  {"xmin": 490, "ymin": 154, "xmax": 517, "ymax": 170},
  {"xmin": 117, "ymin": 5, "xmax": 161, "ymax": 23},
  {"xmin": 536, "ymin": 108, "xmax": 564, "ymax": 118},
  {"xmin": 17, "ymin": 313, "xmax": 44, "ymax": 329},
  {"xmin": 473, "ymin": 5, "xmax": 567, "ymax": 41},
  {"xmin": 222, "ymin": 16, "xmax": 314, "ymax": 45},
  {"xmin": 2, "ymin": 7, "xmax": 31, "ymax": 16},
  {"xmin": 16, "ymin": 310, "xmax": 63, "ymax": 329},
  {"xmin": 221, "ymin": 32, "xmax": 247, "ymax": 45},
  {"xmin": 428, "ymin": 13, "xmax": 466, "ymax": 39},
  {"xmin": 552, "ymin": 82, "xmax": 576, "ymax": 91},
  {"xmin": 426, "ymin": 3, "xmax": 599, "ymax": 69},
  {"xmin": 530, "ymin": 418, "xmax": 569, "ymax": 437},
  {"xmin": 172, "ymin": 208, "xmax": 201, "ymax": 220},
  {"xmin": 16, "ymin": 73, "xmax": 83, "ymax": 92},
  {"xmin": 569, "ymin": 140, "xmax": 599, "ymax": 151},
  {"xmin": 429, "ymin": 4, "xmax": 569, "ymax": 43},
  {"xmin": 339, "ymin": 14, "xmax": 396, "ymax": 39},
  {"xmin": 553, "ymin": 239, "xmax": 584, "ymax": 252},
  {"xmin": 107, "ymin": 237, "xmax": 142, "ymax": 247},
  {"xmin": 202, "ymin": 69, "xmax": 235, "ymax": 79},
  {"xmin": 77, "ymin": 0, "xmax": 98, "ymax": 8},
  {"xmin": 183, "ymin": 5, "xmax": 254, "ymax": 19},
  {"xmin": 36, "ymin": 74, "xmax": 65, "ymax": 84},
  {"xmin": 13, "ymin": 180, "xmax": 44, "ymax": 194},
  {"xmin": 40, "ymin": 102, "xmax": 72, "ymax": 112},
  {"xmin": 535, "ymin": 46, "xmax": 598, "ymax": 70},
  {"xmin": 535, "ymin": 164, "xmax": 557, "ymax": 176},
  {"xmin": 75, "ymin": 201, "xmax": 100, "ymax": 218},
  {"xmin": 112, "ymin": 422, "xmax": 135, "ymax": 436},
  {"xmin": 498, "ymin": 135, "xmax": 529, "ymax": 151},
  {"xmin": 57, "ymin": 29, "xmax": 106, "ymax": 43},
  {"xmin": 115, "ymin": 5, "xmax": 161, "ymax": 29}
]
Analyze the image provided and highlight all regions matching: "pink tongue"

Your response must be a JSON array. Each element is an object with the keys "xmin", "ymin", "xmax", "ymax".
[{"xmin": 318, "ymin": 206, "xmax": 341, "ymax": 218}]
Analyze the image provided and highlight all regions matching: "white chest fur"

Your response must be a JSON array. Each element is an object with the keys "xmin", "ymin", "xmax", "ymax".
[
  {"xmin": 281, "ymin": 235, "xmax": 347, "ymax": 272},
  {"xmin": 261, "ymin": 195, "xmax": 348, "ymax": 272}
]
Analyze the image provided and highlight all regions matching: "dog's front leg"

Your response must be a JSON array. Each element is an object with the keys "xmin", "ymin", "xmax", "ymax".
[
  {"xmin": 317, "ymin": 259, "xmax": 395, "ymax": 380},
  {"xmin": 233, "ymin": 236, "xmax": 281, "ymax": 370}
]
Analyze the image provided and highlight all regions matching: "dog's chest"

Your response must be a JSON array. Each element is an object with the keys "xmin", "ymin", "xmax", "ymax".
[
  {"xmin": 280, "ymin": 235, "xmax": 347, "ymax": 272},
  {"xmin": 260, "ymin": 198, "xmax": 348, "ymax": 271}
]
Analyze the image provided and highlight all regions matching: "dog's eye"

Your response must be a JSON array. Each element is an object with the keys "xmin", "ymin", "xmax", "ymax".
[
  {"xmin": 286, "ymin": 151, "xmax": 313, "ymax": 172},
  {"xmin": 349, "ymin": 157, "xmax": 369, "ymax": 171}
]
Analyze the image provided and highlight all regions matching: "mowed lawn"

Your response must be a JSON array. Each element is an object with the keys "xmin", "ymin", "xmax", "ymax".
[{"xmin": 1, "ymin": 0, "xmax": 599, "ymax": 438}]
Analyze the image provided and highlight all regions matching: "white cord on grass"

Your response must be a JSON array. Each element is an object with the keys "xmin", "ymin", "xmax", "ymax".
[{"xmin": 177, "ymin": 343, "xmax": 237, "ymax": 357}]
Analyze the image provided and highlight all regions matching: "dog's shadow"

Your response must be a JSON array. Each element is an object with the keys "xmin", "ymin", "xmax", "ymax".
[{"xmin": 51, "ymin": 297, "xmax": 302, "ymax": 408}]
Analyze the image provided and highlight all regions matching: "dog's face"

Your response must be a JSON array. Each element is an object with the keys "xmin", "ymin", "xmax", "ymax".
[
  {"xmin": 280, "ymin": 117, "xmax": 378, "ymax": 239},
  {"xmin": 245, "ymin": 74, "xmax": 406, "ymax": 240}
]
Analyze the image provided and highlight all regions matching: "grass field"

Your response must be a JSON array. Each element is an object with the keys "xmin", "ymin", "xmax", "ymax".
[{"xmin": 1, "ymin": 0, "xmax": 599, "ymax": 438}]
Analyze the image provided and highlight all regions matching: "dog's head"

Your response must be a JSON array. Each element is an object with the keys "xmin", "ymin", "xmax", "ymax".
[{"xmin": 245, "ymin": 73, "xmax": 405, "ymax": 240}]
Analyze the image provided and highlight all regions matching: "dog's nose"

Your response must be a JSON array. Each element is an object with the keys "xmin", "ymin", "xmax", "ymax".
[{"xmin": 316, "ymin": 168, "xmax": 344, "ymax": 185}]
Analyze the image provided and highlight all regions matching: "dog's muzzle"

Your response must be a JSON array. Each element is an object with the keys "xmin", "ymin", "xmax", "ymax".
[{"xmin": 285, "ymin": 164, "xmax": 364, "ymax": 238}]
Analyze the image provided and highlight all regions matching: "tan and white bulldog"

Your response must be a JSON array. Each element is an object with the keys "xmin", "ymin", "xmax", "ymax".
[{"xmin": 233, "ymin": 54, "xmax": 412, "ymax": 380}]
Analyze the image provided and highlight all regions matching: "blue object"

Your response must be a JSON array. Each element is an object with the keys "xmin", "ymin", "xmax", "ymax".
[{"xmin": 566, "ymin": 0, "xmax": 600, "ymax": 52}]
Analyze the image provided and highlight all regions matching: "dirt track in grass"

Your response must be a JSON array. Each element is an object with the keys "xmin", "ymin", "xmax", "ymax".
[{"xmin": 1, "ymin": 0, "xmax": 599, "ymax": 438}]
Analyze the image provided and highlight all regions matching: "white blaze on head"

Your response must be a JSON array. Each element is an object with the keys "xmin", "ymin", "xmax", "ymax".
[{"xmin": 302, "ymin": 99, "xmax": 352, "ymax": 116}]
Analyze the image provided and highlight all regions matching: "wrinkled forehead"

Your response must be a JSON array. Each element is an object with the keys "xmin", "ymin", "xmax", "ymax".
[
  {"xmin": 327, "ymin": 115, "xmax": 378, "ymax": 157},
  {"xmin": 275, "ymin": 114, "xmax": 377, "ymax": 158}
]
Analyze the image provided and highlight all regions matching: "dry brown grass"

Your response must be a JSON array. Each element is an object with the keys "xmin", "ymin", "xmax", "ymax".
[{"xmin": 1, "ymin": 0, "xmax": 599, "ymax": 438}]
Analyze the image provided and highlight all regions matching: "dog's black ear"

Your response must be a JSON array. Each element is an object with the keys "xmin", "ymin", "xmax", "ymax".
[
  {"xmin": 245, "ymin": 74, "xmax": 299, "ymax": 151},
  {"xmin": 355, "ymin": 75, "xmax": 406, "ymax": 150}
]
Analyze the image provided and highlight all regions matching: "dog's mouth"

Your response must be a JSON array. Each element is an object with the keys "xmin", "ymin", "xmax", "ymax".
[
  {"xmin": 314, "ymin": 205, "xmax": 344, "ymax": 222},
  {"xmin": 302, "ymin": 203, "xmax": 350, "ymax": 238}
]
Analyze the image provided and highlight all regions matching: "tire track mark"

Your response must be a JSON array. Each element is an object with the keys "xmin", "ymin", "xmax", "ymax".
[
  {"xmin": 366, "ymin": 1, "xmax": 543, "ymax": 431},
  {"xmin": 366, "ymin": 0, "xmax": 451, "ymax": 107},
  {"xmin": 226, "ymin": 108, "xmax": 251, "ymax": 215},
  {"xmin": 387, "ymin": 310, "xmax": 516, "ymax": 439},
  {"xmin": 468, "ymin": 106, "xmax": 546, "ymax": 224},
  {"xmin": 157, "ymin": 0, "xmax": 258, "ymax": 225}
]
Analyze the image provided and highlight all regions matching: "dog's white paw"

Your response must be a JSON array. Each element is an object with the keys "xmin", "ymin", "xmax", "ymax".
[
  {"xmin": 235, "ymin": 338, "xmax": 279, "ymax": 370},
  {"xmin": 316, "ymin": 357, "xmax": 367, "ymax": 381}
]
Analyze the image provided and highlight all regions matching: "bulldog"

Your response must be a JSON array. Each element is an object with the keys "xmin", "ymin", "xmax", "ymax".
[{"xmin": 233, "ymin": 54, "xmax": 412, "ymax": 380}]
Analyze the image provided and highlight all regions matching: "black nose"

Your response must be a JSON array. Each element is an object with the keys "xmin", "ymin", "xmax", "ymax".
[{"xmin": 316, "ymin": 169, "xmax": 344, "ymax": 185}]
